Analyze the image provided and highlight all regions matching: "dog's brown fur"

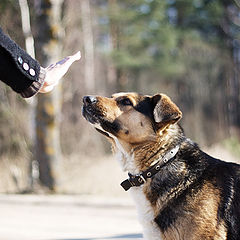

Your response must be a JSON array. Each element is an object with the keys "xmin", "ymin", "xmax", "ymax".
[{"xmin": 82, "ymin": 92, "xmax": 240, "ymax": 240}]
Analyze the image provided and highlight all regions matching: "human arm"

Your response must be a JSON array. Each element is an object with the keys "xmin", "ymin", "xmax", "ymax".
[{"xmin": 0, "ymin": 28, "xmax": 80, "ymax": 98}]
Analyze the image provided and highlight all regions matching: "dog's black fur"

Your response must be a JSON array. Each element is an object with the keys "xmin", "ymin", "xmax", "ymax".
[{"xmin": 153, "ymin": 143, "xmax": 240, "ymax": 239}]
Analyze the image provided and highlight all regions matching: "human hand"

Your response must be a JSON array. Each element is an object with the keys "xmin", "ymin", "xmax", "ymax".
[{"xmin": 39, "ymin": 51, "xmax": 81, "ymax": 93}]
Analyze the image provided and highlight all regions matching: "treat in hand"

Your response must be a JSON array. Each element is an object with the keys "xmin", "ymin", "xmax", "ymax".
[{"xmin": 39, "ymin": 51, "xmax": 81, "ymax": 93}]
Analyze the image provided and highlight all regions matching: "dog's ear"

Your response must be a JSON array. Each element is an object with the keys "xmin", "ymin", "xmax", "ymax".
[{"xmin": 151, "ymin": 94, "xmax": 182, "ymax": 129}]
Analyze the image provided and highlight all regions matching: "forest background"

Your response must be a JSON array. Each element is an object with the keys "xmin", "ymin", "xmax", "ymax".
[{"xmin": 0, "ymin": 0, "xmax": 239, "ymax": 194}]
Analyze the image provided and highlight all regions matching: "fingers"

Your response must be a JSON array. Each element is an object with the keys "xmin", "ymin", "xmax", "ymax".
[
  {"xmin": 57, "ymin": 51, "xmax": 81, "ymax": 69},
  {"xmin": 39, "ymin": 85, "xmax": 54, "ymax": 93},
  {"xmin": 46, "ymin": 51, "xmax": 81, "ymax": 71},
  {"xmin": 56, "ymin": 51, "xmax": 81, "ymax": 66},
  {"xmin": 65, "ymin": 51, "xmax": 81, "ymax": 63},
  {"xmin": 40, "ymin": 51, "xmax": 81, "ymax": 94},
  {"xmin": 70, "ymin": 51, "xmax": 81, "ymax": 61}
]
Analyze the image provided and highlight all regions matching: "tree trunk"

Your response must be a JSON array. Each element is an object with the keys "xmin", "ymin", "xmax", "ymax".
[
  {"xmin": 18, "ymin": 0, "xmax": 35, "ymax": 58},
  {"xmin": 229, "ymin": 39, "xmax": 240, "ymax": 138},
  {"xmin": 34, "ymin": 0, "xmax": 64, "ymax": 191},
  {"xmin": 226, "ymin": 3, "xmax": 240, "ymax": 139},
  {"xmin": 18, "ymin": 0, "xmax": 38, "ymax": 190},
  {"xmin": 108, "ymin": 0, "xmax": 126, "ymax": 92},
  {"xmin": 80, "ymin": 0, "xmax": 95, "ymax": 92}
]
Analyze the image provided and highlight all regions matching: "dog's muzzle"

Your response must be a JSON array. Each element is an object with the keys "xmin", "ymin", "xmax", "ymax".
[
  {"xmin": 83, "ymin": 96, "xmax": 97, "ymax": 105},
  {"xmin": 82, "ymin": 95, "xmax": 102, "ymax": 124}
]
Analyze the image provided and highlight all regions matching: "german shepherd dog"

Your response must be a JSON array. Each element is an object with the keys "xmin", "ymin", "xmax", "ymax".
[{"xmin": 82, "ymin": 92, "xmax": 240, "ymax": 240}]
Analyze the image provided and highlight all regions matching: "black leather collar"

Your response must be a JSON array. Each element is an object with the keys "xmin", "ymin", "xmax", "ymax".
[{"xmin": 120, "ymin": 145, "xmax": 180, "ymax": 191}]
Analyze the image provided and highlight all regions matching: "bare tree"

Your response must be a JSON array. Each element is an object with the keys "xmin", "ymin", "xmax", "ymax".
[
  {"xmin": 18, "ymin": 0, "xmax": 38, "ymax": 190},
  {"xmin": 18, "ymin": 0, "xmax": 35, "ymax": 58},
  {"xmin": 108, "ymin": 0, "xmax": 127, "ymax": 91},
  {"xmin": 80, "ymin": 0, "xmax": 95, "ymax": 92},
  {"xmin": 34, "ymin": 0, "xmax": 64, "ymax": 191}
]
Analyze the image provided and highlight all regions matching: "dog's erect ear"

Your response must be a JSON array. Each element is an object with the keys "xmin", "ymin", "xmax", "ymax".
[{"xmin": 151, "ymin": 94, "xmax": 182, "ymax": 129}]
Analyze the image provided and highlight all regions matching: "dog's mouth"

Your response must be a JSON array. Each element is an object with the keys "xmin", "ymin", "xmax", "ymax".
[
  {"xmin": 82, "ymin": 96, "xmax": 122, "ymax": 138},
  {"xmin": 83, "ymin": 108, "xmax": 118, "ymax": 137},
  {"xmin": 95, "ymin": 128, "xmax": 111, "ymax": 138},
  {"xmin": 82, "ymin": 108, "xmax": 120, "ymax": 140},
  {"xmin": 82, "ymin": 106, "xmax": 113, "ymax": 138},
  {"xmin": 82, "ymin": 95, "xmax": 105, "ymax": 125},
  {"xmin": 82, "ymin": 105, "xmax": 102, "ymax": 124},
  {"xmin": 82, "ymin": 97, "xmax": 114, "ymax": 138}
]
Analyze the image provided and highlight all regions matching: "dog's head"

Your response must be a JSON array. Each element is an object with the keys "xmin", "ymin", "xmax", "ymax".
[{"xmin": 82, "ymin": 92, "xmax": 182, "ymax": 146}]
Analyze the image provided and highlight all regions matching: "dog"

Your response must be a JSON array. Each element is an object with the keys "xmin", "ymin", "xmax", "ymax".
[{"xmin": 82, "ymin": 92, "xmax": 240, "ymax": 240}]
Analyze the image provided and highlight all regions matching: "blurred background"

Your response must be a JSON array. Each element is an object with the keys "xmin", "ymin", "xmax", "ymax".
[{"xmin": 0, "ymin": 0, "xmax": 239, "ymax": 195}]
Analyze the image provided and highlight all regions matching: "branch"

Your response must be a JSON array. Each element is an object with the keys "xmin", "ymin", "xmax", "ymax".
[
  {"xmin": 233, "ymin": 0, "xmax": 240, "ymax": 10},
  {"xmin": 18, "ymin": 0, "xmax": 35, "ymax": 58}
]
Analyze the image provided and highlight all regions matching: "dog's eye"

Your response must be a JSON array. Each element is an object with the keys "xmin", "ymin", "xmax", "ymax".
[{"xmin": 119, "ymin": 98, "xmax": 133, "ymax": 106}]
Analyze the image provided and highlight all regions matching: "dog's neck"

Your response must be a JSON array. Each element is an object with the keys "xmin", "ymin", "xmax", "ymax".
[
  {"xmin": 111, "ymin": 136, "xmax": 137, "ymax": 173},
  {"xmin": 112, "ymin": 124, "xmax": 184, "ymax": 174}
]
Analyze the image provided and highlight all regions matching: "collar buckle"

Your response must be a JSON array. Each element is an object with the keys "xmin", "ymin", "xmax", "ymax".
[
  {"xmin": 129, "ymin": 173, "xmax": 146, "ymax": 186},
  {"xmin": 138, "ymin": 174, "xmax": 146, "ymax": 184}
]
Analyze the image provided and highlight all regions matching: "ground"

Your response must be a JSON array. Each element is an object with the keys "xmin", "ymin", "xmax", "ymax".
[
  {"xmin": 0, "ymin": 145, "xmax": 239, "ymax": 240},
  {"xmin": 0, "ymin": 194, "xmax": 143, "ymax": 240}
]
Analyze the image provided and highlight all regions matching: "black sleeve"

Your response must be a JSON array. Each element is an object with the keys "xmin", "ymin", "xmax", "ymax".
[{"xmin": 0, "ymin": 27, "xmax": 45, "ymax": 98}]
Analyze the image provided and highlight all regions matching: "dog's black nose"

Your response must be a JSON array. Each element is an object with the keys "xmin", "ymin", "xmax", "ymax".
[{"xmin": 83, "ymin": 96, "xmax": 97, "ymax": 105}]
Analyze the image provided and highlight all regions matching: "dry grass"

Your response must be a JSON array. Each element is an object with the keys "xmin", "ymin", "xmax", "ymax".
[
  {"xmin": 0, "ymin": 156, "xmax": 30, "ymax": 193},
  {"xmin": 0, "ymin": 144, "xmax": 239, "ymax": 195},
  {"xmin": 205, "ymin": 144, "xmax": 240, "ymax": 164},
  {"xmin": 56, "ymin": 154, "xmax": 127, "ymax": 196}
]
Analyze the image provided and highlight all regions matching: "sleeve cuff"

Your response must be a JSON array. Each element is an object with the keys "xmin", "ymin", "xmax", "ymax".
[{"xmin": 20, "ymin": 67, "xmax": 46, "ymax": 98}]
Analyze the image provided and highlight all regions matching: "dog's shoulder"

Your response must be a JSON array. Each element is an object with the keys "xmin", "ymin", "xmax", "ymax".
[{"xmin": 152, "ymin": 140, "xmax": 240, "ymax": 238}]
